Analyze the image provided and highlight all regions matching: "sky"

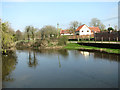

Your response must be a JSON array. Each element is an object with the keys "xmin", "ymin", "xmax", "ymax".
[{"xmin": 1, "ymin": 1, "xmax": 118, "ymax": 32}]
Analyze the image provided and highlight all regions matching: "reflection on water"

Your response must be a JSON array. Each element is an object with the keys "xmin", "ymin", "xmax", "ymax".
[
  {"xmin": 2, "ymin": 49, "xmax": 119, "ymax": 88},
  {"xmin": 94, "ymin": 52, "xmax": 120, "ymax": 62},
  {"xmin": 28, "ymin": 51, "xmax": 38, "ymax": 68},
  {"xmin": 78, "ymin": 50, "xmax": 120, "ymax": 62},
  {"xmin": 58, "ymin": 55, "xmax": 61, "ymax": 68},
  {"xmin": 79, "ymin": 51, "xmax": 90, "ymax": 56},
  {"xmin": 36, "ymin": 49, "xmax": 69, "ymax": 58},
  {"xmin": 2, "ymin": 51, "xmax": 17, "ymax": 87}
]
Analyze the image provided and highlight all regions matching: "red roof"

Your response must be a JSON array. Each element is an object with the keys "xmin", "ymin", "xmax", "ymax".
[
  {"xmin": 60, "ymin": 30, "xmax": 73, "ymax": 34},
  {"xmin": 75, "ymin": 24, "xmax": 85, "ymax": 32},
  {"xmin": 75, "ymin": 24, "xmax": 101, "ymax": 33},
  {"xmin": 89, "ymin": 27, "xmax": 100, "ymax": 33}
]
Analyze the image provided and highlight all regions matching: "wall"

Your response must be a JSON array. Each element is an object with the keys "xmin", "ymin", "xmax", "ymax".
[{"xmin": 79, "ymin": 25, "xmax": 91, "ymax": 35}]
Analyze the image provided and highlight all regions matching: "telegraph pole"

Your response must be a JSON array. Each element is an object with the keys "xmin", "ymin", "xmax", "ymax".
[
  {"xmin": 57, "ymin": 23, "xmax": 59, "ymax": 37},
  {"xmin": 57, "ymin": 23, "xmax": 59, "ymax": 30}
]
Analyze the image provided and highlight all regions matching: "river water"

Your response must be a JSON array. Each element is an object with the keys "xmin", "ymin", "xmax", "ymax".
[{"xmin": 2, "ymin": 49, "xmax": 119, "ymax": 88}]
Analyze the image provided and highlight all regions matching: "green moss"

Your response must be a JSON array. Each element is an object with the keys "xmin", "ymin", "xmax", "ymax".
[{"xmin": 64, "ymin": 43, "xmax": 120, "ymax": 54}]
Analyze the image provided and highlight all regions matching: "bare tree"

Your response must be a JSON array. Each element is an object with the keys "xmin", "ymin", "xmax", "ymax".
[
  {"xmin": 30, "ymin": 26, "xmax": 37, "ymax": 41},
  {"xmin": 68, "ymin": 27, "xmax": 74, "ymax": 35},
  {"xmin": 25, "ymin": 26, "xmax": 37, "ymax": 42},
  {"xmin": 79, "ymin": 22, "xmax": 82, "ymax": 26},
  {"xmin": 25, "ymin": 26, "xmax": 31, "ymax": 42},
  {"xmin": 40, "ymin": 25, "xmax": 57, "ymax": 39},
  {"xmin": 99, "ymin": 24, "xmax": 106, "ymax": 31},
  {"xmin": 114, "ymin": 25, "xmax": 118, "ymax": 31},
  {"xmin": 16, "ymin": 30, "xmax": 22, "ymax": 41},
  {"xmin": 36, "ymin": 30, "xmax": 41, "ymax": 39},
  {"xmin": 89, "ymin": 18, "xmax": 105, "ymax": 31},
  {"xmin": 70, "ymin": 21, "xmax": 79, "ymax": 34}
]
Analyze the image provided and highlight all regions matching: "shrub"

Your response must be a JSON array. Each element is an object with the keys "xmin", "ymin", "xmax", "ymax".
[{"xmin": 58, "ymin": 36, "xmax": 68, "ymax": 45}]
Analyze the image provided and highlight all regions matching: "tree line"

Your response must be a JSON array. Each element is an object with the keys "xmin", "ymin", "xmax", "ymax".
[
  {"xmin": 0, "ymin": 18, "xmax": 118, "ymax": 52},
  {"xmin": 17, "ymin": 18, "xmax": 118, "ymax": 42}
]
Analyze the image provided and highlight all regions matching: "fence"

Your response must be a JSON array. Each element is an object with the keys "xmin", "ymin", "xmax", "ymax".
[
  {"xmin": 67, "ymin": 34, "xmax": 94, "ymax": 40},
  {"xmin": 94, "ymin": 31, "xmax": 120, "ymax": 41},
  {"xmin": 66, "ymin": 31, "xmax": 120, "ymax": 41}
]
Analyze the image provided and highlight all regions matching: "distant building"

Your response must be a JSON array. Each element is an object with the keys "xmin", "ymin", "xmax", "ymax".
[
  {"xmin": 75, "ymin": 24, "xmax": 100, "ymax": 36},
  {"xmin": 89, "ymin": 27, "xmax": 101, "ymax": 34},
  {"xmin": 60, "ymin": 29, "xmax": 73, "ymax": 35},
  {"xmin": 60, "ymin": 24, "xmax": 101, "ymax": 40}
]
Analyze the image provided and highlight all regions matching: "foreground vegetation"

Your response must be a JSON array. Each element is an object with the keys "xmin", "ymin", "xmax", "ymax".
[
  {"xmin": 15, "ymin": 36, "xmax": 68, "ymax": 50},
  {"xmin": 64, "ymin": 43, "xmax": 120, "ymax": 54}
]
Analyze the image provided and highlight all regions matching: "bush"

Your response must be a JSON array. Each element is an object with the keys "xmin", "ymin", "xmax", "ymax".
[{"xmin": 58, "ymin": 36, "xmax": 68, "ymax": 45}]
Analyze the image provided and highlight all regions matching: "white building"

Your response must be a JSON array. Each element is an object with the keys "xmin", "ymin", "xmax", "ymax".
[
  {"xmin": 75, "ymin": 24, "xmax": 91, "ymax": 35},
  {"xmin": 60, "ymin": 29, "xmax": 73, "ymax": 35},
  {"xmin": 75, "ymin": 24, "xmax": 100, "ymax": 35},
  {"xmin": 60, "ymin": 24, "xmax": 100, "ymax": 36}
]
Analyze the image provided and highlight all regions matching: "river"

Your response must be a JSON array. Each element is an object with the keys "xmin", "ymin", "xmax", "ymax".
[{"xmin": 2, "ymin": 49, "xmax": 119, "ymax": 88}]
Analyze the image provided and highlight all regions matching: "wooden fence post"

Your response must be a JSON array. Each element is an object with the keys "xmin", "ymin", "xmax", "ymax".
[
  {"xmin": 95, "ymin": 37, "xmax": 96, "ymax": 43},
  {"xmin": 109, "ymin": 37, "xmax": 110, "ymax": 42},
  {"xmin": 89, "ymin": 35, "xmax": 90, "ymax": 41},
  {"xmin": 116, "ymin": 37, "xmax": 118, "ymax": 42},
  {"xmin": 101, "ymin": 37, "xmax": 103, "ymax": 43},
  {"xmin": 78, "ymin": 38, "xmax": 79, "ymax": 42}
]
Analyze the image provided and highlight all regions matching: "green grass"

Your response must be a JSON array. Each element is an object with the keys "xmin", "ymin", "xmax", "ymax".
[
  {"xmin": 64, "ymin": 43, "xmax": 120, "ymax": 54},
  {"xmin": 69, "ymin": 40, "xmax": 120, "ymax": 42}
]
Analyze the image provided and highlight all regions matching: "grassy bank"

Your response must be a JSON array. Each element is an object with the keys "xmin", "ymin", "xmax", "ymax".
[{"xmin": 64, "ymin": 43, "xmax": 120, "ymax": 54}]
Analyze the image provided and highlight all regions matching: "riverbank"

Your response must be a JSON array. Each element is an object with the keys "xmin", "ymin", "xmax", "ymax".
[
  {"xmin": 3, "ymin": 40, "xmax": 120, "ymax": 55},
  {"xmin": 64, "ymin": 43, "xmax": 120, "ymax": 54}
]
